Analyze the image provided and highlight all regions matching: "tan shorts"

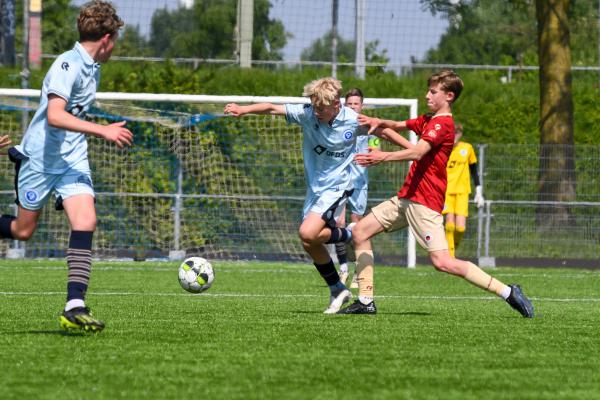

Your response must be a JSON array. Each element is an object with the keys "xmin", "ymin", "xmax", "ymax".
[{"xmin": 371, "ymin": 196, "xmax": 448, "ymax": 252}]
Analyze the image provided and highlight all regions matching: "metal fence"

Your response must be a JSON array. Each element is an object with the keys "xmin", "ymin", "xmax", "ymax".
[{"xmin": 1, "ymin": 127, "xmax": 598, "ymax": 267}]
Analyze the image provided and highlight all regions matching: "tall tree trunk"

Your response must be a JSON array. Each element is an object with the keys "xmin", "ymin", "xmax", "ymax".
[{"xmin": 535, "ymin": 0, "xmax": 576, "ymax": 231}]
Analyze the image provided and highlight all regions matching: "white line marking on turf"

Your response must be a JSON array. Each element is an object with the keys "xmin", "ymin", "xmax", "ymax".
[
  {"xmin": 0, "ymin": 291, "xmax": 599, "ymax": 302},
  {"xmin": 0, "ymin": 266, "xmax": 312, "ymax": 273},
  {"xmin": 0, "ymin": 265, "xmax": 598, "ymax": 279}
]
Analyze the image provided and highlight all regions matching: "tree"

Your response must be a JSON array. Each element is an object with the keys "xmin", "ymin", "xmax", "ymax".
[
  {"xmin": 7, "ymin": 0, "xmax": 78, "ymax": 57},
  {"xmin": 420, "ymin": 0, "xmax": 597, "ymax": 66},
  {"xmin": 535, "ymin": 0, "xmax": 575, "ymax": 230},
  {"xmin": 421, "ymin": 0, "xmax": 537, "ymax": 65},
  {"xmin": 149, "ymin": 0, "xmax": 288, "ymax": 61},
  {"xmin": 251, "ymin": 0, "xmax": 290, "ymax": 61},
  {"xmin": 422, "ymin": 0, "xmax": 580, "ymax": 230},
  {"xmin": 300, "ymin": 31, "xmax": 389, "ymax": 75},
  {"xmin": 41, "ymin": 0, "xmax": 79, "ymax": 55},
  {"xmin": 113, "ymin": 25, "xmax": 151, "ymax": 57}
]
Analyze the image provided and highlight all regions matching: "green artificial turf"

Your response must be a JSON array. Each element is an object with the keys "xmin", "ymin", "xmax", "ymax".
[{"xmin": 0, "ymin": 259, "xmax": 598, "ymax": 399}]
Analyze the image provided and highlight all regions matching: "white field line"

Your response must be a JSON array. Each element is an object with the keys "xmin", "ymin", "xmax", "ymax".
[
  {"xmin": 0, "ymin": 266, "xmax": 313, "ymax": 273},
  {"xmin": 0, "ymin": 265, "xmax": 598, "ymax": 279},
  {"xmin": 0, "ymin": 291, "xmax": 598, "ymax": 303}
]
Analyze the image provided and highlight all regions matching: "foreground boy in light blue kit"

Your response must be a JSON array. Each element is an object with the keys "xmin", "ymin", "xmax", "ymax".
[{"xmin": 0, "ymin": 1, "xmax": 132, "ymax": 332}]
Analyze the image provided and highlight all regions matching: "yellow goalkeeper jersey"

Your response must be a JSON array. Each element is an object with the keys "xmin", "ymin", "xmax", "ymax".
[{"xmin": 446, "ymin": 141, "xmax": 477, "ymax": 195}]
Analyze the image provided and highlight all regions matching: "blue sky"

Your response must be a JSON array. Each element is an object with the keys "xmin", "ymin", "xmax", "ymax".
[{"xmin": 72, "ymin": 0, "xmax": 449, "ymax": 66}]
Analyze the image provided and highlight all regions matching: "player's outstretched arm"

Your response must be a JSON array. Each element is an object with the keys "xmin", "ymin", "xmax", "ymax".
[
  {"xmin": 373, "ymin": 127, "xmax": 414, "ymax": 149},
  {"xmin": 358, "ymin": 114, "xmax": 408, "ymax": 134},
  {"xmin": 47, "ymin": 95, "xmax": 133, "ymax": 148},
  {"xmin": 0, "ymin": 135, "xmax": 11, "ymax": 149},
  {"xmin": 224, "ymin": 102, "xmax": 285, "ymax": 117},
  {"xmin": 355, "ymin": 138, "xmax": 431, "ymax": 167}
]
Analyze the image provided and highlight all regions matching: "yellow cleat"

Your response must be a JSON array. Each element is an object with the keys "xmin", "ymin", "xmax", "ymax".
[{"xmin": 59, "ymin": 307, "xmax": 105, "ymax": 333}]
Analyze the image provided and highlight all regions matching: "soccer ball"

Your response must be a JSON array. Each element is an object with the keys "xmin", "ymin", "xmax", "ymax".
[{"xmin": 178, "ymin": 257, "xmax": 214, "ymax": 293}]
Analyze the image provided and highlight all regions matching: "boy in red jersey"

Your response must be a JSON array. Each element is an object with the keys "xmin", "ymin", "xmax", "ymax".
[{"xmin": 338, "ymin": 70, "xmax": 534, "ymax": 317}]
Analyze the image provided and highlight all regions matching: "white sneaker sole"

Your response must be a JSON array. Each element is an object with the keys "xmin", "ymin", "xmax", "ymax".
[{"xmin": 323, "ymin": 289, "xmax": 352, "ymax": 314}]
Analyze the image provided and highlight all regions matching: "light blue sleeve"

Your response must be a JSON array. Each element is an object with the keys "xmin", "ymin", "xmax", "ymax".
[
  {"xmin": 356, "ymin": 124, "xmax": 369, "ymax": 136},
  {"xmin": 45, "ymin": 55, "xmax": 80, "ymax": 102},
  {"xmin": 285, "ymin": 103, "xmax": 311, "ymax": 126}
]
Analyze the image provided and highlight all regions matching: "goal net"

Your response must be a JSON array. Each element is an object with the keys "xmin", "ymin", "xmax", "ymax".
[{"xmin": 0, "ymin": 90, "xmax": 417, "ymax": 265}]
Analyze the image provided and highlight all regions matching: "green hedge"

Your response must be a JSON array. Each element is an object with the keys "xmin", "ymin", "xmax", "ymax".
[{"xmin": 1, "ymin": 62, "xmax": 598, "ymax": 146}]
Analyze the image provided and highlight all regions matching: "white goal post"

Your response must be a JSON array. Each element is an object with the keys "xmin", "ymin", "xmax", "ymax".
[{"xmin": 0, "ymin": 89, "xmax": 418, "ymax": 267}]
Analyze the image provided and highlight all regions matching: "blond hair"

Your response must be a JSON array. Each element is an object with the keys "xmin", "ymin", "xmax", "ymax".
[
  {"xmin": 302, "ymin": 77, "xmax": 342, "ymax": 107},
  {"xmin": 78, "ymin": 1, "xmax": 124, "ymax": 42}
]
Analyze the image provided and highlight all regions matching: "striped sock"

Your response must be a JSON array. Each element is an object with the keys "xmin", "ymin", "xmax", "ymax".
[
  {"xmin": 66, "ymin": 231, "xmax": 94, "ymax": 308},
  {"xmin": 325, "ymin": 227, "xmax": 350, "ymax": 244}
]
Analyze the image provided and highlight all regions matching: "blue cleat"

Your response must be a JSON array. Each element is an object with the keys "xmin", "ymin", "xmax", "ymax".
[{"xmin": 506, "ymin": 284, "xmax": 534, "ymax": 318}]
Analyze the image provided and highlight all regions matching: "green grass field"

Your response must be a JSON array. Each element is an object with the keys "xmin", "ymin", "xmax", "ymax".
[{"xmin": 1, "ymin": 259, "xmax": 599, "ymax": 400}]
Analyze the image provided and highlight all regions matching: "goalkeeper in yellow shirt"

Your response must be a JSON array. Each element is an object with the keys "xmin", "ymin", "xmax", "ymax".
[{"xmin": 443, "ymin": 123, "xmax": 484, "ymax": 257}]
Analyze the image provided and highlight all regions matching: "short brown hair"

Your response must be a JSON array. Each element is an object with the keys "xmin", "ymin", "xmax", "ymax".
[
  {"xmin": 428, "ymin": 70, "xmax": 464, "ymax": 103},
  {"xmin": 345, "ymin": 88, "xmax": 364, "ymax": 102},
  {"xmin": 78, "ymin": 1, "xmax": 123, "ymax": 42}
]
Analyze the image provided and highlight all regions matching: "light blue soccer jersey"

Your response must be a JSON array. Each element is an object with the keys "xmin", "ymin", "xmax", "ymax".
[
  {"xmin": 350, "ymin": 135, "xmax": 370, "ymax": 190},
  {"xmin": 16, "ymin": 42, "xmax": 100, "ymax": 174},
  {"xmin": 285, "ymin": 103, "xmax": 363, "ymax": 197}
]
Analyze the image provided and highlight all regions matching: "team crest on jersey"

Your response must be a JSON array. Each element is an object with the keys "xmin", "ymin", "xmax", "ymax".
[
  {"xmin": 460, "ymin": 149, "xmax": 468, "ymax": 157},
  {"xmin": 434, "ymin": 123, "xmax": 441, "ymax": 130},
  {"xmin": 343, "ymin": 130, "xmax": 354, "ymax": 140},
  {"xmin": 25, "ymin": 189, "xmax": 39, "ymax": 203},
  {"xmin": 427, "ymin": 130, "xmax": 437, "ymax": 138}
]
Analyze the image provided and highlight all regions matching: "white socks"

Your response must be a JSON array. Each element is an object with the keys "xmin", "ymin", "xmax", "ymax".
[
  {"xmin": 499, "ymin": 286, "xmax": 511, "ymax": 300},
  {"xmin": 65, "ymin": 299, "xmax": 85, "ymax": 312}
]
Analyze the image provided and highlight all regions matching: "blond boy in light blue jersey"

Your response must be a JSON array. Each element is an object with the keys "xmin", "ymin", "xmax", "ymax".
[{"xmin": 224, "ymin": 78, "xmax": 410, "ymax": 314}]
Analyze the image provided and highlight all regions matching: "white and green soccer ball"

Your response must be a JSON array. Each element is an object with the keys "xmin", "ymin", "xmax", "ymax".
[{"xmin": 178, "ymin": 257, "xmax": 214, "ymax": 293}]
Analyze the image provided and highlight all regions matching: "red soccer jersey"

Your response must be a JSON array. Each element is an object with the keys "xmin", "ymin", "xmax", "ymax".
[{"xmin": 397, "ymin": 113, "xmax": 455, "ymax": 213}]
